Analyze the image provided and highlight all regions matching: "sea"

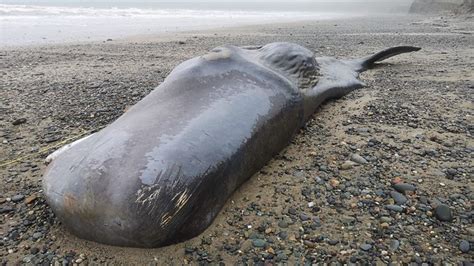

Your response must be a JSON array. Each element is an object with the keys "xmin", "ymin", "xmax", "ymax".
[{"xmin": 0, "ymin": 1, "xmax": 413, "ymax": 46}]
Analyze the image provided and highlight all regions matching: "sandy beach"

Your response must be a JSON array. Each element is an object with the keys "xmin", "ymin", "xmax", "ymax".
[{"xmin": 1, "ymin": 14, "xmax": 473, "ymax": 264}]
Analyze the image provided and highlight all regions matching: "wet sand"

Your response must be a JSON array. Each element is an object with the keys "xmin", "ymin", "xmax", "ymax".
[{"xmin": 1, "ymin": 14, "xmax": 473, "ymax": 264}]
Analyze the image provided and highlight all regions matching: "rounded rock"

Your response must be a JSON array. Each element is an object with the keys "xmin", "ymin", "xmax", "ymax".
[
  {"xmin": 459, "ymin": 240, "xmax": 470, "ymax": 253},
  {"xmin": 434, "ymin": 204, "xmax": 453, "ymax": 222},
  {"xmin": 385, "ymin": 204, "xmax": 404, "ymax": 212},
  {"xmin": 11, "ymin": 194, "xmax": 25, "ymax": 203},
  {"xmin": 350, "ymin": 153, "xmax": 368, "ymax": 164},
  {"xmin": 252, "ymin": 239, "xmax": 267, "ymax": 248},
  {"xmin": 393, "ymin": 183, "xmax": 416, "ymax": 194},
  {"xmin": 389, "ymin": 239, "xmax": 400, "ymax": 251},
  {"xmin": 360, "ymin": 244, "xmax": 372, "ymax": 251},
  {"xmin": 390, "ymin": 191, "xmax": 408, "ymax": 205}
]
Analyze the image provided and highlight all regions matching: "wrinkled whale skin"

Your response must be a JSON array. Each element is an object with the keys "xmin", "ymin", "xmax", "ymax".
[{"xmin": 43, "ymin": 43, "xmax": 420, "ymax": 247}]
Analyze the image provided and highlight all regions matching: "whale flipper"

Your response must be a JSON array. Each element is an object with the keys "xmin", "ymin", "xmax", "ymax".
[{"xmin": 351, "ymin": 46, "xmax": 421, "ymax": 72}]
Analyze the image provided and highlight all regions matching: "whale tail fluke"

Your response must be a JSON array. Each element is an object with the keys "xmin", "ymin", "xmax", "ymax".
[{"xmin": 351, "ymin": 46, "xmax": 421, "ymax": 72}]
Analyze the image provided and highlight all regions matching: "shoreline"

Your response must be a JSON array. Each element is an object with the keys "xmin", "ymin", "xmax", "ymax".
[
  {"xmin": 1, "ymin": 14, "xmax": 473, "ymax": 264},
  {"xmin": 0, "ymin": 13, "xmax": 427, "ymax": 50}
]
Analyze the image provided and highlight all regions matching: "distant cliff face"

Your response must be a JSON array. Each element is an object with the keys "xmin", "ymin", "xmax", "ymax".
[{"xmin": 410, "ymin": 0, "xmax": 473, "ymax": 13}]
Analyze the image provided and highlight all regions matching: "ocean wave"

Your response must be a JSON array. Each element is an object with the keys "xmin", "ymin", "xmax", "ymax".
[{"xmin": 0, "ymin": 4, "xmax": 325, "ymax": 18}]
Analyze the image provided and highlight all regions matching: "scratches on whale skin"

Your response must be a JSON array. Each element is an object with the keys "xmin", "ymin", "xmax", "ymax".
[
  {"xmin": 136, "ymin": 164, "xmax": 210, "ymax": 229},
  {"xmin": 173, "ymin": 189, "xmax": 192, "ymax": 213},
  {"xmin": 160, "ymin": 212, "xmax": 173, "ymax": 227},
  {"xmin": 158, "ymin": 189, "xmax": 192, "ymax": 228},
  {"xmin": 135, "ymin": 185, "xmax": 163, "ymax": 217}
]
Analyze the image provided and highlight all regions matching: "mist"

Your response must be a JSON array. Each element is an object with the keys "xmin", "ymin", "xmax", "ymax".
[{"xmin": 2, "ymin": 0, "xmax": 415, "ymax": 14}]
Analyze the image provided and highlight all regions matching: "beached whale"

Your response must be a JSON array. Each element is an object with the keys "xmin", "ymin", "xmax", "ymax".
[{"xmin": 43, "ymin": 42, "xmax": 420, "ymax": 247}]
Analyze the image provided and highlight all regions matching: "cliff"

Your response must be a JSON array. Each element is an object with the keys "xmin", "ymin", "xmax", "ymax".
[{"xmin": 410, "ymin": 0, "xmax": 473, "ymax": 13}]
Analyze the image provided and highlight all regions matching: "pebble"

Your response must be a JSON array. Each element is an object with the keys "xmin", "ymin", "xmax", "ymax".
[
  {"xmin": 11, "ymin": 194, "xmax": 25, "ymax": 202},
  {"xmin": 22, "ymin": 255, "xmax": 34, "ymax": 263},
  {"xmin": 299, "ymin": 213, "xmax": 310, "ymax": 221},
  {"xmin": 389, "ymin": 240, "xmax": 400, "ymax": 251},
  {"xmin": 0, "ymin": 206, "xmax": 15, "ymax": 214},
  {"xmin": 393, "ymin": 183, "xmax": 416, "ymax": 194},
  {"xmin": 278, "ymin": 220, "xmax": 288, "ymax": 228},
  {"xmin": 360, "ymin": 244, "xmax": 372, "ymax": 251},
  {"xmin": 24, "ymin": 194, "xmax": 37, "ymax": 204},
  {"xmin": 32, "ymin": 232, "xmax": 43, "ymax": 240},
  {"xmin": 340, "ymin": 161, "xmax": 356, "ymax": 170},
  {"xmin": 380, "ymin": 222, "xmax": 389, "ymax": 229},
  {"xmin": 12, "ymin": 118, "xmax": 27, "ymax": 125},
  {"xmin": 288, "ymin": 208, "xmax": 297, "ymax": 215},
  {"xmin": 252, "ymin": 239, "xmax": 267, "ymax": 248},
  {"xmin": 329, "ymin": 178, "xmax": 340, "ymax": 188},
  {"xmin": 390, "ymin": 191, "xmax": 408, "ymax": 205},
  {"xmin": 30, "ymin": 247, "xmax": 39, "ymax": 255},
  {"xmin": 434, "ymin": 204, "xmax": 453, "ymax": 222},
  {"xmin": 385, "ymin": 205, "xmax": 404, "ymax": 212},
  {"xmin": 350, "ymin": 153, "xmax": 368, "ymax": 164},
  {"xmin": 459, "ymin": 240, "xmax": 470, "ymax": 253}
]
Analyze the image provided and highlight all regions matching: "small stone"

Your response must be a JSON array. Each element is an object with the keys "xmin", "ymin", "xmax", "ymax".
[
  {"xmin": 308, "ymin": 202, "xmax": 315, "ymax": 208},
  {"xmin": 390, "ymin": 191, "xmax": 408, "ymax": 205},
  {"xmin": 459, "ymin": 240, "xmax": 470, "ymax": 253},
  {"xmin": 360, "ymin": 244, "xmax": 372, "ymax": 251},
  {"xmin": 350, "ymin": 154, "xmax": 368, "ymax": 164},
  {"xmin": 276, "ymin": 253, "xmax": 288, "ymax": 261},
  {"xmin": 278, "ymin": 231, "xmax": 288, "ymax": 240},
  {"xmin": 288, "ymin": 208, "xmax": 297, "ymax": 215},
  {"xmin": 446, "ymin": 168, "xmax": 457, "ymax": 177},
  {"xmin": 329, "ymin": 178, "xmax": 340, "ymax": 188},
  {"xmin": 240, "ymin": 240, "xmax": 252, "ymax": 251},
  {"xmin": 252, "ymin": 239, "xmax": 267, "ymax": 248},
  {"xmin": 393, "ymin": 183, "xmax": 416, "ymax": 194},
  {"xmin": 392, "ymin": 177, "xmax": 403, "ymax": 184},
  {"xmin": 0, "ymin": 206, "xmax": 15, "ymax": 214},
  {"xmin": 380, "ymin": 222, "xmax": 390, "ymax": 229},
  {"xmin": 278, "ymin": 220, "xmax": 288, "ymax": 228},
  {"xmin": 12, "ymin": 118, "xmax": 27, "ymax": 125},
  {"xmin": 434, "ymin": 204, "xmax": 453, "ymax": 222},
  {"xmin": 340, "ymin": 161, "xmax": 355, "ymax": 170},
  {"xmin": 304, "ymin": 240, "xmax": 316, "ymax": 248},
  {"xmin": 385, "ymin": 205, "xmax": 403, "ymax": 212},
  {"xmin": 32, "ymin": 232, "xmax": 42, "ymax": 240},
  {"xmin": 25, "ymin": 194, "xmax": 37, "ymax": 204},
  {"xmin": 328, "ymin": 239, "xmax": 339, "ymax": 245},
  {"xmin": 23, "ymin": 255, "xmax": 34, "ymax": 263},
  {"xmin": 30, "ymin": 247, "xmax": 39, "ymax": 255},
  {"xmin": 299, "ymin": 213, "xmax": 310, "ymax": 221},
  {"xmin": 341, "ymin": 215, "xmax": 356, "ymax": 225},
  {"xmin": 389, "ymin": 239, "xmax": 400, "ymax": 251},
  {"xmin": 11, "ymin": 194, "xmax": 25, "ymax": 202}
]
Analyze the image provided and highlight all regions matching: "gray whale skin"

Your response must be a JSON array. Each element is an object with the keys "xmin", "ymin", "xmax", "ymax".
[{"xmin": 43, "ymin": 42, "xmax": 420, "ymax": 247}]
